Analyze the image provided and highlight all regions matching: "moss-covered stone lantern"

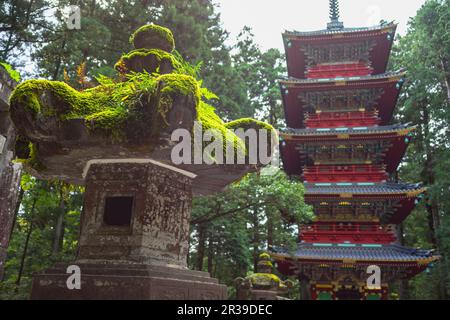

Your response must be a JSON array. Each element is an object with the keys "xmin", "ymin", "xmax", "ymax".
[
  {"xmin": 9, "ymin": 24, "xmax": 276, "ymax": 300},
  {"xmin": 235, "ymin": 253, "xmax": 294, "ymax": 300}
]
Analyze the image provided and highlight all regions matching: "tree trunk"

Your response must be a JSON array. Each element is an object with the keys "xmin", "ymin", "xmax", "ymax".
[
  {"xmin": 52, "ymin": 36, "xmax": 67, "ymax": 81},
  {"xmin": 440, "ymin": 57, "xmax": 450, "ymax": 104},
  {"xmin": 8, "ymin": 187, "xmax": 24, "ymax": 241},
  {"xmin": 16, "ymin": 198, "xmax": 37, "ymax": 288},
  {"xmin": 252, "ymin": 206, "xmax": 260, "ymax": 272},
  {"xmin": 300, "ymin": 277, "xmax": 312, "ymax": 300},
  {"xmin": 396, "ymin": 224, "xmax": 410, "ymax": 300},
  {"xmin": 419, "ymin": 101, "xmax": 447, "ymax": 299},
  {"xmin": 267, "ymin": 213, "xmax": 274, "ymax": 250},
  {"xmin": 51, "ymin": 187, "xmax": 66, "ymax": 257},
  {"xmin": 420, "ymin": 102, "xmax": 440, "ymax": 247},
  {"xmin": 196, "ymin": 224, "xmax": 207, "ymax": 271},
  {"xmin": 207, "ymin": 233, "xmax": 213, "ymax": 276}
]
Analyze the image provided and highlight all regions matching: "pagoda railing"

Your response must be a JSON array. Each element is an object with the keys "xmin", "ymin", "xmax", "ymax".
[
  {"xmin": 300, "ymin": 223, "xmax": 396, "ymax": 243},
  {"xmin": 306, "ymin": 62, "xmax": 373, "ymax": 79},
  {"xmin": 303, "ymin": 164, "xmax": 387, "ymax": 183},
  {"xmin": 305, "ymin": 111, "xmax": 380, "ymax": 128}
]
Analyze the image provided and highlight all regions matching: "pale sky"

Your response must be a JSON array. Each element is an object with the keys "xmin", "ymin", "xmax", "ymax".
[{"xmin": 216, "ymin": 0, "xmax": 427, "ymax": 51}]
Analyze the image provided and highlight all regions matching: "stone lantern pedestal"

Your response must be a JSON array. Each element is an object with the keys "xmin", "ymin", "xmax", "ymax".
[{"xmin": 30, "ymin": 160, "xmax": 227, "ymax": 300}]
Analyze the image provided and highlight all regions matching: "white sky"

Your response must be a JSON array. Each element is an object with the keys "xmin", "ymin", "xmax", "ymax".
[{"xmin": 216, "ymin": 0, "xmax": 427, "ymax": 51}]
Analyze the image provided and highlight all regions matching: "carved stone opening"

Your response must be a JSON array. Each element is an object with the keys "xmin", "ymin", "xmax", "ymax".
[{"xmin": 103, "ymin": 196, "xmax": 134, "ymax": 227}]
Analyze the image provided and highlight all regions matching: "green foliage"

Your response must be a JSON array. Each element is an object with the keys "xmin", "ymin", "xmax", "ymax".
[
  {"xmin": 390, "ymin": 0, "xmax": 450, "ymax": 300},
  {"xmin": 189, "ymin": 171, "xmax": 312, "ymax": 293},
  {"xmin": 0, "ymin": 175, "xmax": 83, "ymax": 300},
  {"xmin": 0, "ymin": 0, "xmax": 53, "ymax": 64},
  {"xmin": 232, "ymin": 27, "xmax": 286, "ymax": 125}
]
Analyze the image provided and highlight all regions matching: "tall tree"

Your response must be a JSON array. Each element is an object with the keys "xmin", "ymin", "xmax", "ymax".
[
  {"xmin": 0, "ymin": 0, "xmax": 54, "ymax": 64},
  {"xmin": 391, "ymin": 0, "xmax": 450, "ymax": 300}
]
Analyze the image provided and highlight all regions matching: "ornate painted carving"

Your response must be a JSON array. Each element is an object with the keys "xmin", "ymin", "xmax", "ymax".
[
  {"xmin": 301, "ymin": 40, "xmax": 376, "ymax": 66},
  {"xmin": 300, "ymin": 88, "xmax": 384, "ymax": 112},
  {"xmin": 297, "ymin": 140, "xmax": 392, "ymax": 165}
]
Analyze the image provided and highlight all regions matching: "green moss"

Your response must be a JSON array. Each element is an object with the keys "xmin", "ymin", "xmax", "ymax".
[
  {"xmin": 157, "ymin": 73, "xmax": 201, "ymax": 103},
  {"xmin": 0, "ymin": 62, "xmax": 21, "ymax": 82},
  {"xmin": 85, "ymin": 108, "xmax": 128, "ymax": 140},
  {"xmin": 130, "ymin": 24, "xmax": 175, "ymax": 52},
  {"xmin": 248, "ymin": 273, "xmax": 281, "ymax": 287},
  {"xmin": 10, "ymin": 24, "xmax": 274, "ymax": 170},
  {"xmin": 198, "ymin": 102, "xmax": 246, "ymax": 155},
  {"xmin": 11, "ymin": 80, "xmax": 78, "ymax": 115},
  {"xmin": 10, "ymin": 74, "xmax": 203, "ymax": 147},
  {"xmin": 10, "ymin": 80, "xmax": 128, "ymax": 141},
  {"xmin": 16, "ymin": 142, "xmax": 46, "ymax": 171},
  {"xmin": 10, "ymin": 72, "xmax": 262, "ymax": 166},
  {"xmin": 259, "ymin": 252, "xmax": 271, "ymax": 260},
  {"xmin": 121, "ymin": 48, "xmax": 177, "ymax": 64},
  {"xmin": 225, "ymin": 118, "xmax": 276, "ymax": 133},
  {"xmin": 258, "ymin": 261, "xmax": 273, "ymax": 267},
  {"xmin": 115, "ymin": 48, "xmax": 181, "ymax": 74}
]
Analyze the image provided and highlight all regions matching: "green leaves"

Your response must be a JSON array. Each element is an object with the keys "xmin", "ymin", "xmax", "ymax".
[{"xmin": 391, "ymin": 0, "xmax": 450, "ymax": 300}]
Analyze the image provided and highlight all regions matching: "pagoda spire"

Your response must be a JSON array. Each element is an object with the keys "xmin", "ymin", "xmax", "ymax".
[{"xmin": 327, "ymin": 0, "xmax": 344, "ymax": 30}]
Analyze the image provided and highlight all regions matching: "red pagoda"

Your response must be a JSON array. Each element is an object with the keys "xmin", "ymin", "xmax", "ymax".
[{"xmin": 271, "ymin": 0, "xmax": 439, "ymax": 300}]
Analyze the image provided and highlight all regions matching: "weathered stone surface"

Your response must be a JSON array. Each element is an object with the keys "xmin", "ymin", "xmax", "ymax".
[
  {"xmin": 31, "ymin": 262, "xmax": 227, "ymax": 300},
  {"xmin": 77, "ymin": 161, "xmax": 193, "ymax": 267},
  {"xmin": 30, "ymin": 161, "xmax": 227, "ymax": 300},
  {"xmin": 0, "ymin": 66, "xmax": 20, "ymax": 280},
  {"xmin": 9, "ymin": 81, "xmax": 260, "ymax": 196}
]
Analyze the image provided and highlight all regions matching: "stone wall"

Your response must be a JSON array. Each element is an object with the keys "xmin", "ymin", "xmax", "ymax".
[{"xmin": 0, "ymin": 67, "xmax": 20, "ymax": 279}]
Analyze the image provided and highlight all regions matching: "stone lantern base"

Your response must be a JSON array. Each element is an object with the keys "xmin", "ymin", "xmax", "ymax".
[
  {"xmin": 31, "ymin": 262, "xmax": 226, "ymax": 300},
  {"xmin": 30, "ymin": 160, "xmax": 227, "ymax": 300}
]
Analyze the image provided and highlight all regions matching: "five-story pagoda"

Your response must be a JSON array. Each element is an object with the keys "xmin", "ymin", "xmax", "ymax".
[{"xmin": 271, "ymin": 0, "xmax": 439, "ymax": 300}]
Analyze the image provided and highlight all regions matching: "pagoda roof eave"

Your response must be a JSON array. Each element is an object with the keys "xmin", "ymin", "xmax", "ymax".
[
  {"xmin": 303, "ymin": 182, "xmax": 426, "ymax": 198},
  {"xmin": 282, "ymin": 22, "xmax": 397, "ymax": 39},
  {"xmin": 280, "ymin": 124, "xmax": 415, "ymax": 140},
  {"xmin": 270, "ymin": 243, "xmax": 439, "ymax": 264},
  {"xmin": 283, "ymin": 23, "xmax": 397, "ymax": 78},
  {"xmin": 279, "ymin": 70, "xmax": 406, "ymax": 87},
  {"xmin": 280, "ymin": 72, "xmax": 405, "ymax": 128},
  {"xmin": 280, "ymin": 128, "xmax": 412, "ymax": 175}
]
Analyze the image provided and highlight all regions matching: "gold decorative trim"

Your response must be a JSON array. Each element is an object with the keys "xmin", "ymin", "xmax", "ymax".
[
  {"xmin": 397, "ymin": 128, "xmax": 412, "ymax": 136},
  {"xmin": 316, "ymin": 284, "xmax": 334, "ymax": 289},
  {"xmin": 342, "ymin": 259, "xmax": 356, "ymax": 264},
  {"xmin": 406, "ymin": 188, "xmax": 426, "ymax": 198}
]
